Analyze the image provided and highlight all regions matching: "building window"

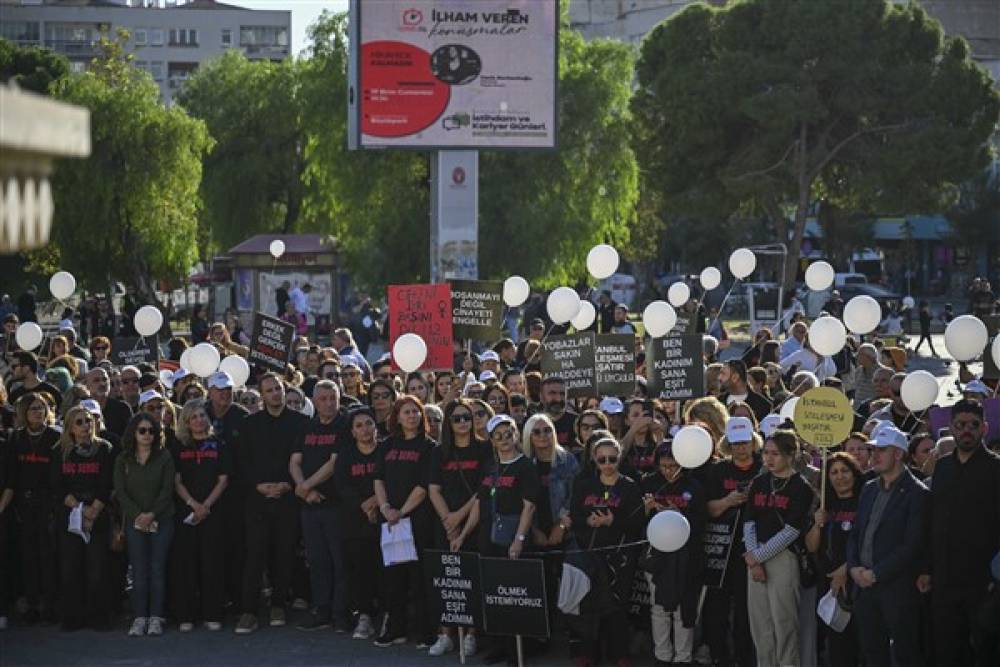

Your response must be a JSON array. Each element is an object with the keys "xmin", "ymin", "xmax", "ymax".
[
  {"xmin": 221, "ymin": 28, "xmax": 232, "ymax": 47},
  {"xmin": 149, "ymin": 61, "xmax": 164, "ymax": 81},
  {"xmin": 0, "ymin": 21, "xmax": 41, "ymax": 43},
  {"xmin": 239, "ymin": 26, "xmax": 288, "ymax": 48},
  {"xmin": 169, "ymin": 28, "xmax": 199, "ymax": 47},
  {"xmin": 135, "ymin": 60, "xmax": 148, "ymax": 71},
  {"xmin": 133, "ymin": 29, "xmax": 147, "ymax": 45},
  {"xmin": 149, "ymin": 28, "xmax": 164, "ymax": 46}
]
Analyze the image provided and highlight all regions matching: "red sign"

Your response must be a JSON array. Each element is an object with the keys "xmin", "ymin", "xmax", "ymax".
[
  {"xmin": 388, "ymin": 283, "xmax": 454, "ymax": 371},
  {"xmin": 361, "ymin": 41, "xmax": 451, "ymax": 138}
]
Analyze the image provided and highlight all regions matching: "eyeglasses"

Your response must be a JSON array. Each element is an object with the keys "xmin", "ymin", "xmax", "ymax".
[
  {"xmin": 579, "ymin": 422, "xmax": 601, "ymax": 430},
  {"xmin": 451, "ymin": 413, "xmax": 473, "ymax": 423},
  {"xmin": 596, "ymin": 455, "xmax": 619, "ymax": 465},
  {"xmin": 491, "ymin": 429, "xmax": 514, "ymax": 441},
  {"xmin": 531, "ymin": 426, "xmax": 553, "ymax": 436},
  {"xmin": 136, "ymin": 426, "xmax": 156, "ymax": 436},
  {"xmin": 371, "ymin": 392, "xmax": 392, "ymax": 400},
  {"xmin": 952, "ymin": 419, "xmax": 981, "ymax": 431},
  {"xmin": 474, "ymin": 410, "xmax": 488, "ymax": 418}
]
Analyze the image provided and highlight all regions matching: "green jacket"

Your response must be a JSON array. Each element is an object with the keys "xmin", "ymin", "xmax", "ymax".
[{"xmin": 113, "ymin": 448, "xmax": 176, "ymax": 526}]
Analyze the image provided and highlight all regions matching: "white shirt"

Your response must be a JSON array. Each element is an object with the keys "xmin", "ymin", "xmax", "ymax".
[
  {"xmin": 881, "ymin": 315, "xmax": 904, "ymax": 335},
  {"xmin": 780, "ymin": 336, "xmax": 803, "ymax": 359},
  {"xmin": 289, "ymin": 287, "xmax": 309, "ymax": 315},
  {"xmin": 779, "ymin": 348, "xmax": 837, "ymax": 382}
]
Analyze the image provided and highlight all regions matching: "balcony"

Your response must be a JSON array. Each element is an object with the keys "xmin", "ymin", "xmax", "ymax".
[
  {"xmin": 44, "ymin": 39, "xmax": 100, "ymax": 58},
  {"xmin": 241, "ymin": 44, "xmax": 288, "ymax": 58},
  {"xmin": 167, "ymin": 75, "xmax": 190, "ymax": 90}
]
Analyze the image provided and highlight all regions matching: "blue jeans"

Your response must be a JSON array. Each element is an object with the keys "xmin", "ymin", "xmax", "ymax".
[
  {"xmin": 126, "ymin": 520, "xmax": 175, "ymax": 618},
  {"xmin": 301, "ymin": 504, "xmax": 346, "ymax": 621}
]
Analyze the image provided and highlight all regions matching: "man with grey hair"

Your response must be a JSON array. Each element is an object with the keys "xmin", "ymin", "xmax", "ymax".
[
  {"xmin": 845, "ymin": 343, "xmax": 884, "ymax": 407},
  {"xmin": 790, "ymin": 370, "xmax": 819, "ymax": 396},
  {"xmin": 780, "ymin": 321, "xmax": 807, "ymax": 358},
  {"xmin": 84, "ymin": 367, "xmax": 132, "ymax": 437}
]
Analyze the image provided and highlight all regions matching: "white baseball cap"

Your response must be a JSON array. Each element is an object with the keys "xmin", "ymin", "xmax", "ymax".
[
  {"xmin": 964, "ymin": 379, "xmax": 990, "ymax": 397},
  {"xmin": 80, "ymin": 399, "xmax": 102, "ymax": 416},
  {"xmin": 480, "ymin": 350, "xmax": 500, "ymax": 363},
  {"xmin": 599, "ymin": 397, "xmax": 624, "ymax": 415},
  {"xmin": 759, "ymin": 413, "xmax": 783, "ymax": 439},
  {"xmin": 139, "ymin": 390, "xmax": 164, "ymax": 406},
  {"xmin": 479, "ymin": 370, "xmax": 497, "ymax": 382},
  {"xmin": 207, "ymin": 371, "xmax": 234, "ymax": 390},
  {"xmin": 725, "ymin": 416, "xmax": 754, "ymax": 444},
  {"xmin": 486, "ymin": 414, "xmax": 516, "ymax": 434},
  {"xmin": 872, "ymin": 425, "xmax": 908, "ymax": 452}
]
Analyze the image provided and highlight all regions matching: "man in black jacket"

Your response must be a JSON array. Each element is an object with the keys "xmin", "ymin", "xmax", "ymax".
[
  {"xmin": 921, "ymin": 399, "xmax": 1000, "ymax": 666},
  {"xmin": 847, "ymin": 425, "xmax": 929, "ymax": 667},
  {"xmin": 719, "ymin": 360, "xmax": 772, "ymax": 423}
]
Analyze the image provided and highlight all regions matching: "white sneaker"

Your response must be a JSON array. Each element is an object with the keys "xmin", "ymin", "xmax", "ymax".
[
  {"xmin": 178, "ymin": 622, "xmax": 194, "ymax": 633},
  {"xmin": 128, "ymin": 617, "xmax": 147, "ymax": 637},
  {"xmin": 462, "ymin": 632, "xmax": 477, "ymax": 656},
  {"xmin": 204, "ymin": 621, "xmax": 222, "ymax": 632},
  {"xmin": 291, "ymin": 597, "xmax": 309, "ymax": 611},
  {"xmin": 147, "ymin": 617, "xmax": 164, "ymax": 636},
  {"xmin": 428, "ymin": 633, "xmax": 454, "ymax": 656},
  {"xmin": 352, "ymin": 613, "xmax": 374, "ymax": 640}
]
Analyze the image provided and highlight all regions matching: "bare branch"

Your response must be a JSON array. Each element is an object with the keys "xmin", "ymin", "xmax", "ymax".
[
  {"xmin": 728, "ymin": 140, "xmax": 798, "ymax": 182},
  {"xmin": 809, "ymin": 120, "xmax": 917, "ymax": 181}
]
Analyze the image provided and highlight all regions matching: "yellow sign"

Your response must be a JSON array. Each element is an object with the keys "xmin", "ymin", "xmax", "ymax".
[{"xmin": 793, "ymin": 387, "xmax": 854, "ymax": 448}]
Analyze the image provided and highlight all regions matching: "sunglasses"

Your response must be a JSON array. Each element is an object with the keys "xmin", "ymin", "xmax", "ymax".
[
  {"xmin": 531, "ymin": 426, "xmax": 553, "ymax": 436},
  {"xmin": 136, "ymin": 426, "xmax": 156, "ymax": 436},
  {"xmin": 474, "ymin": 410, "xmax": 488, "ymax": 418},
  {"xmin": 596, "ymin": 455, "xmax": 619, "ymax": 465},
  {"xmin": 579, "ymin": 422, "xmax": 601, "ymax": 430},
  {"xmin": 451, "ymin": 413, "xmax": 473, "ymax": 423},
  {"xmin": 371, "ymin": 392, "xmax": 392, "ymax": 400},
  {"xmin": 491, "ymin": 429, "xmax": 514, "ymax": 441}
]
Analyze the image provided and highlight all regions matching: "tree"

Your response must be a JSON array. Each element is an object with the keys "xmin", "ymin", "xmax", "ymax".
[
  {"xmin": 632, "ymin": 0, "xmax": 1000, "ymax": 290},
  {"xmin": 299, "ymin": 10, "xmax": 639, "ymax": 291},
  {"xmin": 177, "ymin": 51, "xmax": 305, "ymax": 254},
  {"xmin": 0, "ymin": 38, "xmax": 69, "ymax": 94},
  {"xmin": 49, "ymin": 32, "xmax": 212, "ymax": 305}
]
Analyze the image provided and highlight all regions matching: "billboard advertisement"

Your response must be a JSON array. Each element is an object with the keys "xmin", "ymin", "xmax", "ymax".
[{"xmin": 351, "ymin": 0, "xmax": 558, "ymax": 149}]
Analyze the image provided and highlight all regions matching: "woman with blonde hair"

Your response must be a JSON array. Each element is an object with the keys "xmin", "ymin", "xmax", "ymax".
[
  {"xmin": 683, "ymin": 396, "xmax": 730, "ymax": 445},
  {"xmin": 523, "ymin": 413, "xmax": 578, "ymax": 549}
]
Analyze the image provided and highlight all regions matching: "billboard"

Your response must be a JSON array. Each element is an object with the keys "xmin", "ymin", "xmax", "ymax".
[{"xmin": 350, "ymin": 0, "xmax": 558, "ymax": 150}]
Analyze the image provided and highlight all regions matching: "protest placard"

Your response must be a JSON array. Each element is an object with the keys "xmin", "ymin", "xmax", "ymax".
[
  {"xmin": 247, "ymin": 312, "xmax": 295, "ymax": 372},
  {"xmin": 646, "ymin": 334, "xmax": 704, "ymax": 400},
  {"xmin": 542, "ymin": 333, "xmax": 597, "ymax": 398},
  {"xmin": 480, "ymin": 557, "xmax": 549, "ymax": 639},
  {"xmin": 388, "ymin": 283, "xmax": 454, "ymax": 370},
  {"xmin": 424, "ymin": 550, "xmax": 482, "ymax": 629},
  {"xmin": 111, "ymin": 336, "xmax": 159, "ymax": 366},
  {"xmin": 595, "ymin": 334, "xmax": 636, "ymax": 396},
  {"xmin": 450, "ymin": 279, "xmax": 504, "ymax": 341}
]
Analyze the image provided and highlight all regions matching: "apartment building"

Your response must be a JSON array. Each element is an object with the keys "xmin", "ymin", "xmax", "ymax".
[{"xmin": 0, "ymin": 0, "xmax": 291, "ymax": 104}]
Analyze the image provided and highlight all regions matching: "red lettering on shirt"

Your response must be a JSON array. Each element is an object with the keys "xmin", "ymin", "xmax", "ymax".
[
  {"xmin": 350, "ymin": 462, "xmax": 377, "ymax": 477},
  {"xmin": 831, "ymin": 510, "xmax": 856, "ymax": 524},
  {"xmin": 62, "ymin": 461, "xmax": 101, "ymax": 475},
  {"xmin": 443, "ymin": 460, "xmax": 481, "ymax": 472},
  {"xmin": 386, "ymin": 449, "xmax": 420, "ymax": 463},
  {"xmin": 18, "ymin": 452, "xmax": 50, "ymax": 465},
  {"xmin": 752, "ymin": 491, "xmax": 789, "ymax": 510},
  {"xmin": 304, "ymin": 433, "xmax": 338, "ymax": 447},
  {"xmin": 583, "ymin": 494, "xmax": 622, "ymax": 509},
  {"xmin": 481, "ymin": 475, "xmax": 516, "ymax": 489},
  {"xmin": 178, "ymin": 449, "xmax": 219, "ymax": 463},
  {"xmin": 653, "ymin": 492, "xmax": 690, "ymax": 509}
]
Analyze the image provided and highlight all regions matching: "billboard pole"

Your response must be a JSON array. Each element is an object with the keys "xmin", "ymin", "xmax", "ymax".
[{"xmin": 430, "ymin": 150, "xmax": 479, "ymax": 283}]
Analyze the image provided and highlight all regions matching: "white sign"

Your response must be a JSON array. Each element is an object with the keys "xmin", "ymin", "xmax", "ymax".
[
  {"xmin": 258, "ymin": 272, "xmax": 333, "ymax": 324},
  {"xmin": 353, "ymin": 0, "xmax": 558, "ymax": 149}
]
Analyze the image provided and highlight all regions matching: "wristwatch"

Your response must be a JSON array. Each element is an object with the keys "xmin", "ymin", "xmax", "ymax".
[{"xmin": 516, "ymin": 534, "xmax": 526, "ymax": 542}]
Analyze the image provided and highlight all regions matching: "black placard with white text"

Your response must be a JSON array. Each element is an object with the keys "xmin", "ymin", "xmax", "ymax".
[
  {"xmin": 424, "ymin": 551, "xmax": 482, "ymax": 629},
  {"xmin": 542, "ymin": 332, "xmax": 597, "ymax": 398},
  {"xmin": 595, "ymin": 334, "xmax": 636, "ymax": 397},
  {"xmin": 248, "ymin": 312, "xmax": 295, "ymax": 372},
  {"xmin": 480, "ymin": 557, "xmax": 549, "ymax": 638},
  {"xmin": 450, "ymin": 279, "xmax": 504, "ymax": 341},
  {"xmin": 111, "ymin": 336, "xmax": 160, "ymax": 366},
  {"xmin": 646, "ymin": 334, "xmax": 704, "ymax": 400}
]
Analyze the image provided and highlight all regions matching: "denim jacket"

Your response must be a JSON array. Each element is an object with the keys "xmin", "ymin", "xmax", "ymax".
[{"xmin": 535, "ymin": 446, "xmax": 580, "ymax": 524}]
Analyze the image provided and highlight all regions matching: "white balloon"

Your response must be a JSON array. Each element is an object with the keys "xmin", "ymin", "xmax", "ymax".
[
  {"xmin": 642, "ymin": 300, "xmax": 677, "ymax": 338},
  {"xmin": 133, "ymin": 305, "xmax": 163, "ymax": 338},
  {"xmin": 189, "ymin": 342, "xmax": 221, "ymax": 378},
  {"xmin": 993, "ymin": 335, "xmax": 1000, "ymax": 372},
  {"xmin": 179, "ymin": 347, "xmax": 194, "ymax": 373},
  {"xmin": 571, "ymin": 301, "xmax": 596, "ymax": 331},
  {"xmin": 269, "ymin": 239, "xmax": 285, "ymax": 258},
  {"xmin": 546, "ymin": 287, "xmax": 581, "ymax": 325},
  {"xmin": 49, "ymin": 271, "xmax": 76, "ymax": 300},
  {"xmin": 672, "ymin": 425, "xmax": 714, "ymax": 468},
  {"xmin": 900, "ymin": 370, "xmax": 938, "ymax": 412},
  {"xmin": 646, "ymin": 510, "xmax": 691, "ymax": 553},
  {"xmin": 902, "ymin": 296, "xmax": 915, "ymax": 309},
  {"xmin": 220, "ymin": 354, "xmax": 251, "ymax": 387},
  {"xmin": 667, "ymin": 282, "xmax": 690, "ymax": 308},
  {"xmin": 586, "ymin": 244, "xmax": 620, "ymax": 280},
  {"xmin": 944, "ymin": 315, "xmax": 988, "ymax": 362},
  {"xmin": 393, "ymin": 333, "xmax": 428, "ymax": 373},
  {"xmin": 503, "ymin": 276, "xmax": 530, "ymax": 307},
  {"xmin": 843, "ymin": 295, "xmax": 882, "ymax": 334},
  {"xmin": 728, "ymin": 248, "xmax": 757, "ymax": 280},
  {"xmin": 779, "ymin": 397, "xmax": 800, "ymax": 422},
  {"xmin": 700, "ymin": 267, "xmax": 722, "ymax": 291},
  {"xmin": 15, "ymin": 322, "xmax": 43, "ymax": 351},
  {"xmin": 808, "ymin": 316, "xmax": 847, "ymax": 357},
  {"xmin": 805, "ymin": 261, "xmax": 835, "ymax": 291}
]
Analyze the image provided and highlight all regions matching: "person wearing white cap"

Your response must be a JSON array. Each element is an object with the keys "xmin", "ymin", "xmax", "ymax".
[
  {"xmin": 702, "ymin": 417, "xmax": 762, "ymax": 667},
  {"xmin": 743, "ymin": 430, "xmax": 816, "ymax": 667},
  {"xmin": 962, "ymin": 378, "xmax": 991, "ymax": 400},
  {"xmin": 846, "ymin": 425, "xmax": 928, "ymax": 667},
  {"xmin": 479, "ymin": 350, "xmax": 501, "ymax": 376}
]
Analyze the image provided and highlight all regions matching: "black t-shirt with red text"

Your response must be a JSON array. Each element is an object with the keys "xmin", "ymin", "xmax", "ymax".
[
  {"xmin": 52, "ymin": 440, "xmax": 114, "ymax": 506},
  {"xmin": 171, "ymin": 436, "xmax": 231, "ymax": 508},
  {"xmin": 294, "ymin": 415, "xmax": 348, "ymax": 504},
  {"xmin": 333, "ymin": 442, "xmax": 382, "ymax": 539},
  {"xmin": 10, "ymin": 427, "xmax": 60, "ymax": 500},
  {"xmin": 552, "ymin": 411, "xmax": 578, "ymax": 448},
  {"xmin": 745, "ymin": 471, "xmax": 814, "ymax": 544},
  {"xmin": 640, "ymin": 471, "xmax": 706, "ymax": 527},
  {"xmin": 429, "ymin": 439, "xmax": 491, "ymax": 512},
  {"xmin": 818, "ymin": 493, "xmax": 858, "ymax": 573},
  {"xmin": 478, "ymin": 455, "xmax": 540, "ymax": 521},
  {"xmin": 570, "ymin": 474, "xmax": 644, "ymax": 548},
  {"xmin": 374, "ymin": 434, "xmax": 434, "ymax": 510}
]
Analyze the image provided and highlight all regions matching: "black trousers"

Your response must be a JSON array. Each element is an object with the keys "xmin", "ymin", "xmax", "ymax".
[
  {"xmin": 854, "ymin": 583, "xmax": 923, "ymax": 667},
  {"xmin": 220, "ymin": 488, "xmax": 246, "ymax": 611},
  {"xmin": 0, "ymin": 510, "xmax": 10, "ymax": 616},
  {"xmin": 58, "ymin": 511, "xmax": 111, "ymax": 627},
  {"xmin": 825, "ymin": 617, "xmax": 860, "ymax": 667},
  {"xmin": 703, "ymin": 565, "xmax": 756, "ymax": 667},
  {"xmin": 16, "ymin": 500, "xmax": 56, "ymax": 611},
  {"xmin": 171, "ymin": 511, "xmax": 225, "ymax": 623},
  {"xmin": 383, "ymin": 558, "xmax": 432, "ymax": 639},
  {"xmin": 343, "ymin": 534, "xmax": 381, "ymax": 617},
  {"xmin": 932, "ymin": 584, "xmax": 994, "ymax": 667},
  {"xmin": 241, "ymin": 496, "xmax": 299, "ymax": 613}
]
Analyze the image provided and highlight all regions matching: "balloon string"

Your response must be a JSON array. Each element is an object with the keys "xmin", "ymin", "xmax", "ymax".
[
  {"xmin": 524, "ymin": 324, "xmax": 560, "ymax": 367},
  {"xmin": 706, "ymin": 279, "xmax": 741, "ymax": 334},
  {"xmin": 516, "ymin": 537, "xmax": 651, "ymax": 557}
]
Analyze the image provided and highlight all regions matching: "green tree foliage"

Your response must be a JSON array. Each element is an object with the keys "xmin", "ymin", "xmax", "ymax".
[
  {"xmin": 49, "ymin": 33, "xmax": 212, "ymax": 304},
  {"xmin": 0, "ymin": 38, "xmax": 69, "ymax": 94},
  {"xmin": 950, "ymin": 167, "xmax": 1000, "ymax": 250},
  {"xmin": 177, "ymin": 51, "xmax": 304, "ymax": 254},
  {"xmin": 633, "ymin": 0, "xmax": 1000, "ymax": 288},
  {"xmin": 299, "ymin": 11, "xmax": 639, "ymax": 290}
]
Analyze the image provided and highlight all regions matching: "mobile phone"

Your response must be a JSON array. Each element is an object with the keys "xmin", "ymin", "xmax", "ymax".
[
  {"xmin": 737, "ymin": 480, "xmax": 751, "ymax": 493},
  {"xmin": 590, "ymin": 505, "xmax": 609, "ymax": 514}
]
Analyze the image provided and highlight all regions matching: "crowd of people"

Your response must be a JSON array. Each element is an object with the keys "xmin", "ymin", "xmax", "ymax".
[{"xmin": 0, "ymin": 300, "xmax": 998, "ymax": 667}]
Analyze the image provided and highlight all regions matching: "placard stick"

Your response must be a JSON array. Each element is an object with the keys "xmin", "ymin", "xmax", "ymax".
[
  {"xmin": 458, "ymin": 627, "xmax": 466, "ymax": 665},
  {"xmin": 820, "ymin": 448, "xmax": 828, "ymax": 513},
  {"xmin": 515, "ymin": 635, "xmax": 524, "ymax": 667}
]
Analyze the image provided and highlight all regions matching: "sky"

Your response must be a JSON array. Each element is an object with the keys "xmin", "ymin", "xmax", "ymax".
[{"xmin": 230, "ymin": 0, "xmax": 348, "ymax": 55}]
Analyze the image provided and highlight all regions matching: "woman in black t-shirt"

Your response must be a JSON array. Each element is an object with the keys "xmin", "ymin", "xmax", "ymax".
[
  {"xmin": 53, "ymin": 405, "xmax": 115, "ymax": 631},
  {"xmin": 367, "ymin": 380, "xmax": 396, "ymax": 438},
  {"xmin": 743, "ymin": 429, "xmax": 815, "ymax": 667},
  {"xmin": 373, "ymin": 396, "xmax": 436, "ymax": 648},
  {"xmin": 333, "ymin": 408, "xmax": 383, "ymax": 641},
  {"xmin": 170, "ymin": 399, "xmax": 230, "ymax": 631},
  {"xmin": 9, "ymin": 394, "xmax": 60, "ymax": 623},
  {"xmin": 805, "ymin": 451, "xmax": 863, "ymax": 667},
  {"xmin": 426, "ymin": 399, "xmax": 490, "ymax": 657},
  {"xmin": 568, "ymin": 436, "xmax": 644, "ymax": 665}
]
